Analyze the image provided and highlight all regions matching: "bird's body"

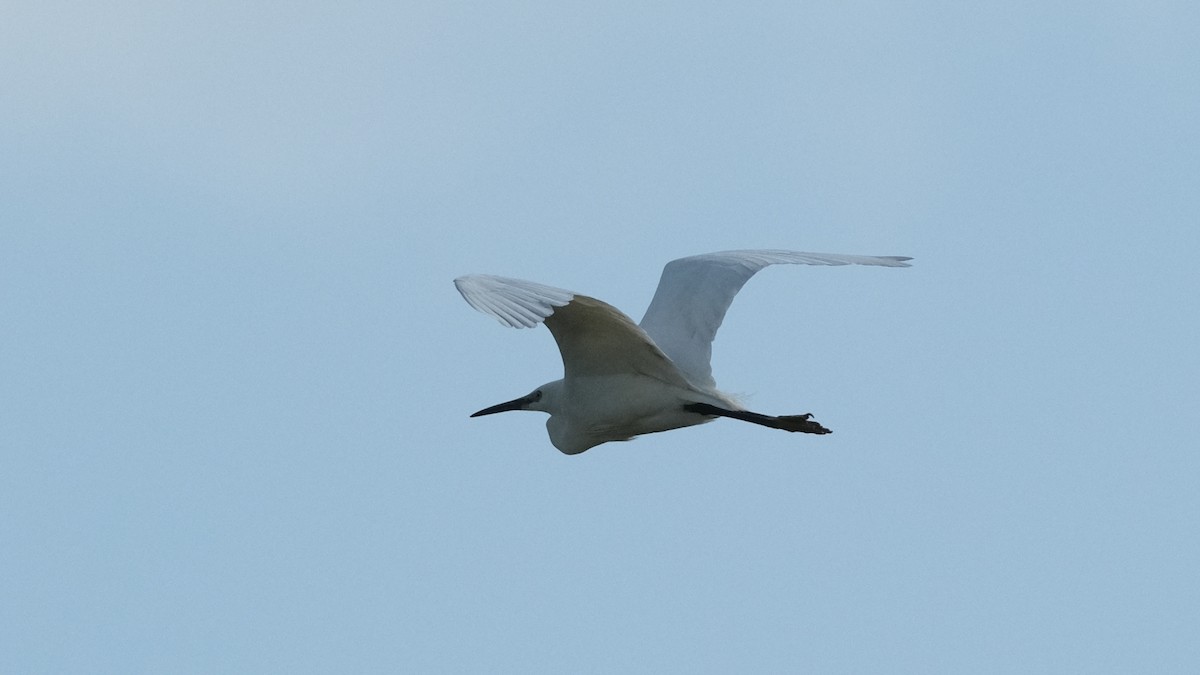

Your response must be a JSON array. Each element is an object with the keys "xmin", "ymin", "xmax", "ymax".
[
  {"xmin": 455, "ymin": 249, "xmax": 911, "ymax": 454},
  {"xmin": 537, "ymin": 375, "xmax": 739, "ymax": 455}
]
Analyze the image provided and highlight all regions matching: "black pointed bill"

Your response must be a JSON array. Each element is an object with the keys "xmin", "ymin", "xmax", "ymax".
[{"xmin": 470, "ymin": 394, "xmax": 535, "ymax": 417}]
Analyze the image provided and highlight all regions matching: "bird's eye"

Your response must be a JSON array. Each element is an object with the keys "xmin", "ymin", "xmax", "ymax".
[{"xmin": 533, "ymin": 390, "xmax": 542, "ymax": 401}]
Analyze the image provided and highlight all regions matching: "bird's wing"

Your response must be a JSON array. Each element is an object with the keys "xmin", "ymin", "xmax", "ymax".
[
  {"xmin": 638, "ymin": 250, "xmax": 912, "ymax": 388},
  {"xmin": 454, "ymin": 274, "xmax": 574, "ymax": 328},
  {"xmin": 455, "ymin": 274, "xmax": 694, "ymax": 387}
]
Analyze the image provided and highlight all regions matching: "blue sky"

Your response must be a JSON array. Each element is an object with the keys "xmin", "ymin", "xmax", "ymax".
[{"xmin": 3, "ymin": 1, "xmax": 1198, "ymax": 672}]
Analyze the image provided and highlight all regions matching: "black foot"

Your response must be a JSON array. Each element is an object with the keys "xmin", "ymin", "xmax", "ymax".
[{"xmin": 773, "ymin": 413, "xmax": 832, "ymax": 434}]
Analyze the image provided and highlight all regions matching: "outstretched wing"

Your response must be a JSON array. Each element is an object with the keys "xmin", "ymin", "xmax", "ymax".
[
  {"xmin": 454, "ymin": 274, "xmax": 693, "ymax": 387},
  {"xmin": 454, "ymin": 274, "xmax": 574, "ymax": 328},
  {"xmin": 638, "ymin": 250, "xmax": 912, "ymax": 388}
]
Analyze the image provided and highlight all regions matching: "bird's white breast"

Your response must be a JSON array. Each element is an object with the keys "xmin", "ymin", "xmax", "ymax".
[{"xmin": 546, "ymin": 374, "xmax": 733, "ymax": 454}]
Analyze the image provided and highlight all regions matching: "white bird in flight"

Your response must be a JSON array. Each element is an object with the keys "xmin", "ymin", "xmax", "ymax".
[{"xmin": 455, "ymin": 249, "xmax": 911, "ymax": 454}]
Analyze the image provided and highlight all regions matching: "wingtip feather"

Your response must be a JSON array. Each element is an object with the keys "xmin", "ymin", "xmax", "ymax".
[{"xmin": 454, "ymin": 274, "xmax": 576, "ymax": 328}]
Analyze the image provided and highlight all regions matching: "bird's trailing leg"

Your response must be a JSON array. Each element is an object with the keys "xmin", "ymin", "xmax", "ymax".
[{"xmin": 683, "ymin": 402, "xmax": 832, "ymax": 435}]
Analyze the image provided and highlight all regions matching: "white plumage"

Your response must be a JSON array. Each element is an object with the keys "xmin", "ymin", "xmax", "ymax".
[{"xmin": 455, "ymin": 249, "xmax": 911, "ymax": 454}]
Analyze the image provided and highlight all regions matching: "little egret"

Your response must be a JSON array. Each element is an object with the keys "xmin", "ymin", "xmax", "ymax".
[{"xmin": 455, "ymin": 249, "xmax": 911, "ymax": 454}]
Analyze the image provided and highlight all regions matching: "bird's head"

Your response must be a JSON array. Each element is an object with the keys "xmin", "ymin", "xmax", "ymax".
[{"xmin": 470, "ymin": 380, "xmax": 562, "ymax": 417}]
